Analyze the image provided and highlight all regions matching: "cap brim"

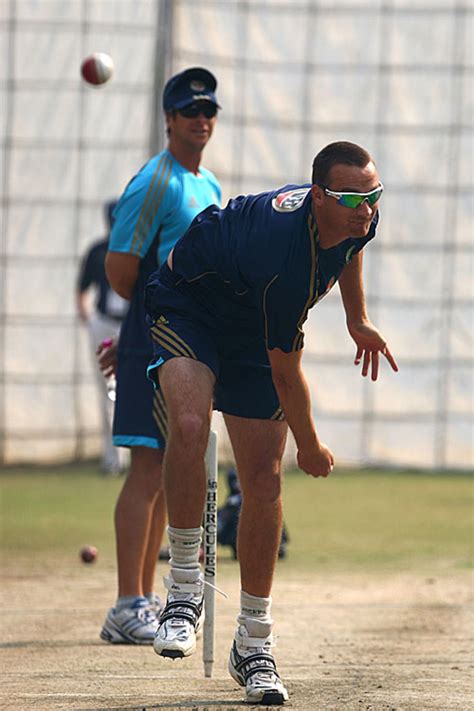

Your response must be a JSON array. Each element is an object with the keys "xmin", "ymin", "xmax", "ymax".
[{"xmin": 173, "ymin": 96, "xmax": 221, "ymax": 110}]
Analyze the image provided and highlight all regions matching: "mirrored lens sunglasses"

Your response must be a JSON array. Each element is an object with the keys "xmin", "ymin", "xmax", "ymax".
[
  {"xmin": 178, "ymin": 102, "xmax": 218, "ymax": 119},
  {"xmin": 323, "ymin": 184, "xmax": 384, "ymax": 208}
]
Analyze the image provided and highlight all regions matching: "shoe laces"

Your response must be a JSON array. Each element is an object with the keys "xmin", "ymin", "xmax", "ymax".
[
  {"xmin": 163, "ymin": 575, "xmax": 228, "ymax": 601},
  {"xmin": 203, "ymin": 578, "xmax": 228, "ymax": 598},
  {"xmin": 140, "ymin": 607, "xmax": 158, "ymax": 624},
  {"xmin": 122, "ymin": 598, "xmax": 157, "ymax": 624},
  {"xmin": 145, "ymin": 593, "xmax": 163, "ymax": 612}
]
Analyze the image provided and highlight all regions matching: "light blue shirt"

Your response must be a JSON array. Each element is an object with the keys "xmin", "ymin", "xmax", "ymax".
[
  {"xmin": 109, "ymin": 149, "xmax": 221, "ymax": 266},
  {"xmin": 109, "ymin": 148, "xmax": 221, "ymax": 356}
]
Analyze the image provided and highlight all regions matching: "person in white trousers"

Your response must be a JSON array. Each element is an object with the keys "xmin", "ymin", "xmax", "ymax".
[{"xmin": 77, "ymin": 200, "xmax": 128, "ymax": 474}]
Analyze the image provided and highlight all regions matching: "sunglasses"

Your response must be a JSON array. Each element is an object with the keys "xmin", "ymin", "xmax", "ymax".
[
  {"xmin": 322, "ymin": 183, "xmax": 384, "ymax": 208},
  {"xmin": 178, "ymin": 102, "xmax": 218, "ymax": 119}
]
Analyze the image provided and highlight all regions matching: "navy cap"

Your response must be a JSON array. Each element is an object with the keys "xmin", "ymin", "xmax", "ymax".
[{"xmin": 162, "ymin": 67, "xmax": 220, "ymax": 112}]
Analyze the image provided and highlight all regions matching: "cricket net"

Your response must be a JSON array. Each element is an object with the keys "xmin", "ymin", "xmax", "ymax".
[{"xmin": 0, "ymin": 0, "xmax": 472, "ymax": 469}]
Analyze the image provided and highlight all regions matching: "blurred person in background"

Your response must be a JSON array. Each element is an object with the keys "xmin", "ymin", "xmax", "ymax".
[
  {"xmin": 217, "ymin": 467, "xmax": 289, "ymax": 561},
  {"xmin": 76, "ymin": 199, "xmax": 127, "ymax": 476},
  {"xmin": 98, "ymin": 67, "xmax": 222, "ymax": 645}
]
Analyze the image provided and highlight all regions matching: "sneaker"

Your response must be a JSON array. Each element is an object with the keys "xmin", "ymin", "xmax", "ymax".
[
  {"xmin": 100, "ymin": 597, "xmax": 159, "ymax": 645},
  {"xmin": 153, "ymin": 573, "xmax": 204, "ymax": 659},
  {"xmin": 228, "ymin": 619, "xmax": 289, "ymax": 705}
]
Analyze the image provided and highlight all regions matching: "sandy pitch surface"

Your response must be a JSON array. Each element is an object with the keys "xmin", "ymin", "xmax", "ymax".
[{"xmin": 1, "ymin": 558, "xmax": 472, "ymax": 710}]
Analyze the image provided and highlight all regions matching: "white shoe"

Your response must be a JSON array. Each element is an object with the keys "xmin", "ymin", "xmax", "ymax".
[
  {"xmin": 228, "ymin": 619, "xmax": 289, "ymax": 705},
  {"xmin": 100, "ymin": 597, "xmax": 159, "ymax": 645},
  {"xmin": 153, "ymin": 574, "xmax": 204, "ymax": 659}
]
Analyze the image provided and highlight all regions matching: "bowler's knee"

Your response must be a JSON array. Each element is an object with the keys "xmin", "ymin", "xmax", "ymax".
[
  {"xmin": 171, "ymin": 411, "xmax": 210, "ymax": 450},
  {"xmin": 246, "ymin": 469, "xmax": 282, "ymax": 505}
]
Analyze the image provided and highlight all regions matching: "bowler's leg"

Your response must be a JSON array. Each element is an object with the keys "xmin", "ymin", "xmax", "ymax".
[
  {"xmin": 223, "ymin": 415, "xmax": 287, "ymax": 596},
  {"xmin": 224, "ymin": 414, "xmax": 289, "ymax": 705},
  {"xmin": 159, "ymin": 357, "xmax": 215, "ymax": 527},
  {"xmin": 153, "ymin": 357, "xmax": 215, "ymax": 659}
]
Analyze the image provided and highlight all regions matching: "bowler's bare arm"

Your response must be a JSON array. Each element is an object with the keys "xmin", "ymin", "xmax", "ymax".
[
  {"xmin": 268, "ymin": 348, "xmax": 334, "ymax": 478},
  {"xmin": 339, "ymin": 251, "xmax": 398, "ymax": 380}
]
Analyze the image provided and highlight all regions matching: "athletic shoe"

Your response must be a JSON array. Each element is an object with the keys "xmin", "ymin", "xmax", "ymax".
[
  {"xmin": 100, "ymin": 597, "xmax": 159, "ymax": 645},
  {"xmin": 153, "ymin": 573, "xmax": 204, "ymax": 659},
  {"xmin": 228, "ymin": 619, "xmax": 289, "ymax": 705}
]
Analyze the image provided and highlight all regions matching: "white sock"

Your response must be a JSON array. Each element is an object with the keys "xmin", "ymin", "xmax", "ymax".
[
  {"xmin": 237, "ymin": 589, "xmax": 273, "ymax": 635},
  {"xmin": 167, "ymin": 525, "xmax": 202, "ymax": 583},
  {"xmin": 116, "ymin": 594, "xmax": 146, "ymax": 611},
  {"xmin": 144, "ymin": 591, "xmax": 159, "ymax": 603}
]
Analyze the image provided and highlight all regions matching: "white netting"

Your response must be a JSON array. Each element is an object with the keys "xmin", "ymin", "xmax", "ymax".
[{"xmin": 1, "ymin": 0, "xmax": 472, "ymax": 469}]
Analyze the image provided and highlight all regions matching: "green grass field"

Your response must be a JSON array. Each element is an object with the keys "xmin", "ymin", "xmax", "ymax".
[{"xmin": 1, "ymin": 464, "xmax": 472, "ymax": 574}]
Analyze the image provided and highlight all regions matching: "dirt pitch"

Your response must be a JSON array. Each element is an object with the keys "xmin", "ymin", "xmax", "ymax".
[{"xmin": 1, "ymin": 556, "xmax": 472, "ymax": 710}]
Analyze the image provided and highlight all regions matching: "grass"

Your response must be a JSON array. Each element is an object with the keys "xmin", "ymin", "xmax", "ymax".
[
  {"xmin": 283, "ymin": 468, "xmax": 473, "ymax": 572},
  {"xmin": 0, "ymin": 463, "xmax": 472, "ymax": 574}
]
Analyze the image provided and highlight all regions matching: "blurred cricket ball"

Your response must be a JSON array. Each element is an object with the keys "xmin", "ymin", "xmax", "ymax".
[
  {"xmin": 80, "ymin": 545, "xmax": 98, "ymax": 563},
  {"xmin": 80, "ymin": 53, "xmax": 114, "ymax": 85}
]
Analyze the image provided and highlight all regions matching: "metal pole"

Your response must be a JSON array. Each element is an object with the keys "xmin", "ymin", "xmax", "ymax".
[
  {"xmin": 203, "ymin": 430, "xmax": 218, "ymax": 678},
  {"xmin": 149, "ymin": 0, "xmax": 174, "ymax": 155}
]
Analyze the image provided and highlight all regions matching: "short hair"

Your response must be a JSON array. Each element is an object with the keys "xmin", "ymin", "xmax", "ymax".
[{"xmin": 312, "ymin": 141, "xmax": 373, "ymax": 186}]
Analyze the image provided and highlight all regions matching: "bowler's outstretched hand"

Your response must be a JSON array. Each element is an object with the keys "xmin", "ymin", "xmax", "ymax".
[{"xmin": 348, "ymin": 320, "xmax": 398, "ymax": 381}]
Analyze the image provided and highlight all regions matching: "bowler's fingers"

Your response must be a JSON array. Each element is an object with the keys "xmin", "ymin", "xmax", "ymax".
[
  {"xmin": 354, "ymin": 345, "xmax": 363, "ymax": 365},
  {"xmin": 362, "ymin": 349, "xmax": 370, "ymax": 377},
  {"xmin": 382, "ymin": 345, "xmax": 399, "ymax": 372},
  {"xmin": 371, "ymin": 350, "xmax": 379, "ymax": 381}
]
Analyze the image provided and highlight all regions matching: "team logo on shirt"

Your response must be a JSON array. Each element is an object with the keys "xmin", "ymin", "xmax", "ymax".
[{"xmin": 272, "ymin": 188, "xmax": 310, "ymax": 213}]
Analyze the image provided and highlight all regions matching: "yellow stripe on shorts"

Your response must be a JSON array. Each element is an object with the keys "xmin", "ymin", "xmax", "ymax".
[
  {"xmin": 150, "ymin": 322, "xmax": 197, "ymax": 359},
  {"xmin": 270, "ymin": 407, "xmax": 285, "ymax": 421}
]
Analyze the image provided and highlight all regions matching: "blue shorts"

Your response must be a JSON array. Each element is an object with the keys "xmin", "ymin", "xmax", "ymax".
[
  {"xmin": 145, "ymin": 264, "xmax": 284, "ymax": 421},
  {"xmin": 113, "ymin": 352, "xmax": 167, "ymax": 450}
]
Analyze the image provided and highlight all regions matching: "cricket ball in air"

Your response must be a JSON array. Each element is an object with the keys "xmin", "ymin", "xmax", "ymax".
[
  {"xmin": 80, "ymin": 545, "xmax": 98, "ymax": 563},
  {"xmin": 80, "ymin": 53, "xmax": 114, "ymax": 85}
]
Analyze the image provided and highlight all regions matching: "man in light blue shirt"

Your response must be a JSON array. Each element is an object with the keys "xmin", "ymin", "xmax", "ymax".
[{"xmin": 99, "ymin": 67, "xmax": 221, "ymax": 645}]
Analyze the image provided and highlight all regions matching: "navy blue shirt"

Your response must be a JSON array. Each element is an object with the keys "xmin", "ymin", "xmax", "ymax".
[
  {"xmin": 78, "ymin": 238, "xmax": 128, "ymax": 320},
  {"xmin": 151, "ymin": 186, "xmax": 378, "ymax": 353}
]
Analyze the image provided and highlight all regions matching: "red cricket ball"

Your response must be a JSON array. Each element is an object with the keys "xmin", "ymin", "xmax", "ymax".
[
  {"xmin": 80, "ymin": 53, "xmax": 114, "ymax": 85},
  {"xmin": 80, "ymin": 545, "xmax": 98, "ymax": 563}
]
